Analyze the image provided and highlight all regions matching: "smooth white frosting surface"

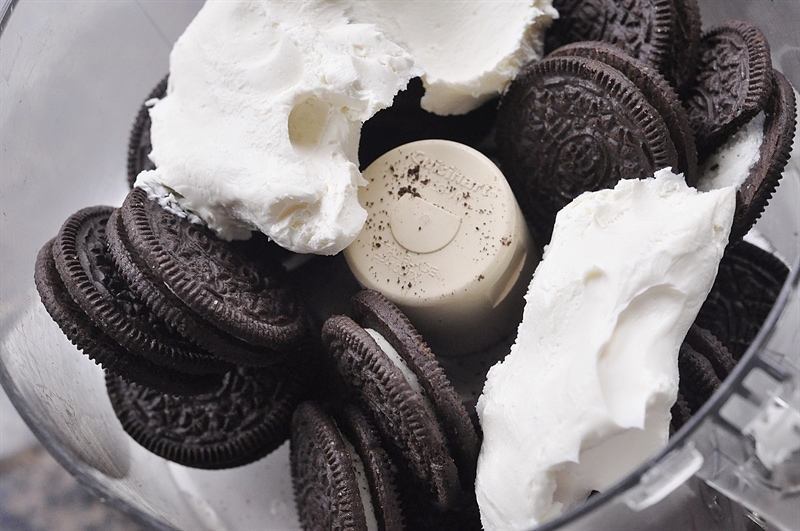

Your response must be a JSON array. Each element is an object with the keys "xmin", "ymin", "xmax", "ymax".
[
  {"xmin": 474, "ymin": 169, "xmax": 736, "ymax": 530},
  {"xmin": 136, "ymin": 0, "xmax": 554, "ymax": 255}
]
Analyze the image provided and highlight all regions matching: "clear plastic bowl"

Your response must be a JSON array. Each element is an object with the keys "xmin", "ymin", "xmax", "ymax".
[{"xmin": 1, "ymin": 1, "xmax": 798, "ymax": 529}]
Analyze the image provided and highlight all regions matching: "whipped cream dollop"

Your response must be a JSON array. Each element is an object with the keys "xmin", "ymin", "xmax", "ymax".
[
  {"xmin": 475, "ymin": 169, "xmax": 736, "ymax": 530},
  {"xmin": 136, "ymin": 0, "xmax": 555, "ymax": 255}
]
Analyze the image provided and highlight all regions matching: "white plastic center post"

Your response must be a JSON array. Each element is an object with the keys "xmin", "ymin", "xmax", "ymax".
[{"xmin": 344, "ymin": 140, "xmax": 537, "ymax": 356}]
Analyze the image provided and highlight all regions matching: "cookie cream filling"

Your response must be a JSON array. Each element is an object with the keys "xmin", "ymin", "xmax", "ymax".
[
  {"xmin": 697, "ymin": 112, "xmax": 765, "ymax": 192},
  {"xmin": 475, "ymin": 169, "xmax": 736, "ymax": 530},
  {"xmin": 364, "ymin": 328, "xmax": 435, "ymax": 416},
  {"xmin": 342, "ymin": 437, "xmax": 380, "ymax": 531},
  {"xmin": 135, "ymin": 0, "xmax": 555, "ymax": 255}
]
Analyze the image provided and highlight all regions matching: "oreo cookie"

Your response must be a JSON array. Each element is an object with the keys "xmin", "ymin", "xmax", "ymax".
[
  {"xmin": 105, "ymin": 208, "xmax": 279, "ymax": 366},
  {"xmin": 53, "ymin": 205, "xmax": 230, "ymax": 375},
  {"xmin": 107, "ymin": 363, "xmax": 309, "ymax": 469},
  {"xmin": 127, "ymin": 75, "xmax": 168, "ymax": 188},
  {"xmin": 671, "ymin": 325, "xmax": 737, "ymax": 433},
  {"xmin": 682, "ymin": 20, "xmax": 773, "ymax": 156},
  {"xmin": 291, "ymin": 401, "xmax": 404, "ymax": 531},
  {"xmin": 321, "ymin": 290, "xmax": 479, "ymax": 510},
  {"xmin": 549, "ymin": 40, "xmax": 699, "ymax": 184},
  {"xmin": 695, "ymin": 240, "xmax": 789, "ymax": 361},
  {"xmin": 729, "ymin": 70, "xmax": 796, "ymax": 241},
  {"xmin": 670, "ymin": 391, "xmax": 693, "ymax": 434},
  {"xmin": 545, "ymin": 0, "xmax": 700, "ymax": 90},
  {"xmin": 35, "ymin": 238, "xmax": 221, "ymax": 396},
  {"xmin": 496, "ymin": 54, "xmax": 680, "ymax": 242},
  {"xmin": 349, "ymin": 290, "xmax": 480, "ymax": 486},
  {"xmin": 668, "ymin": 0, "xmax": 702, "ymax": 93},
  {"xmin": 113, "ymin": 188, "xmax": 308, "ymax": 365},
  {"xmin": 677, "ymin": 325, "xmax": 736, "ymax": 417}
]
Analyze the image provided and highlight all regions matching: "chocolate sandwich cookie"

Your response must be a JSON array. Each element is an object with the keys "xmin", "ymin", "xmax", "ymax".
[
  {"xmin": 106, "ymin": 208, "xmax": 291, "ymax": 366},
  {"xmin": 349, "ymin": 290, "xmax": 480, "ymax": 485},
  {"xmin": 728, "ymin": 69, "xmax": 797, "ymax": 241},
  {"xmin": 107, "ymin": 362, "xmax": 308, "ymax": 469},
  {"xmin": 695, "ymin": 240, "xmax": 790, "ymax": 361},
  {"xmin": 291, "ymin": 401, "xmax": 404, "ymax": 531},
  {"xmin": 668, "ymin": 0, "xmax": 702, "ymax": 93},
  {"xmin": 53, "ymin": 206, "xmax": 231, "ymax": 375},
  {"xmin": 395, "ymin": 463, "xmax": 482, "ymax": 531},
  {"xmin": 677, "ymin": 324, "xmax": 737, "ymax": 416},
  {"xmin": 682, "ymin": 20, "xmax": 773, "ymax": 157},
  {"xmin": 321, "ymin": 290, "xmax": 479, "ymax": 510},
  {"xmin": 113, "ymin": 188, "xmax": 308, "ymax": 365},
  {"xmin": 549, "ymin": 40, "xmax": 699, "ymax": 185},
  {"xmin": 496, "ymin": 54, "xmax": 680, "ymax": 243},
  {"xmin": 35, "ymin": 239, "xmax": 221, "ymax": 396},
  {"xmin": 359, "ymin": 77, "xmax": 497, "ymax": 169},
  {"xmin": 544, "ymin": 0, "xmax": 700, "ymax": 90},
  {"xmin": 322, "ymin": 313, "xmax": 461, "ymax": 509},
  {"xmin": 127, "ymin": 75, "xmax": 168, "ymax": 188},
  {"xmin": 670, "ymin": 391, "xmax": 693, "ymax": 434}
]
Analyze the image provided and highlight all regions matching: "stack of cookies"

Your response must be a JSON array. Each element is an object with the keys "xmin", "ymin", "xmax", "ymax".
[
  {"xmin": 35, "ymin": 188, "xmax": 316, "ymax": 469},
  {"xmin": 292, "ymin": 289, "xmax": 482, "ymax": 529},
  {"xmin": 498, "ymin": 0, "xmax": 795, "ymax": 249}
]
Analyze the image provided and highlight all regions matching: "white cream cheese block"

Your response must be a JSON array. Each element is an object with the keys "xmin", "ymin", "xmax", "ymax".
[{"xmin": 475, "ymin": 168, "xmax": 736, "ymax": 530}]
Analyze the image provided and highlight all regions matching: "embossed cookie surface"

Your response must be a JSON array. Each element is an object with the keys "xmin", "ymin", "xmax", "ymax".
[
  {"xmin": 545, "ymin": 0, "xmax": 699, "ymax": 89},
  {"xmin": 679, "ymin": 325, "xmax": 736, "ymax": 412},
  {"xmin": 669, "ymin": 0, "xmax": 702, "ymax": 92},
  {"xmin": 106, "ymin": 208, "xmax": 278, "ymax": 366},
  {"xmin": 549, "ymin": 41, "xmax": 699, "ymax": 185},
  {"xmin": 118, "ymin": 188, "xmax": 308, "ymax": 357},
  {"xmin": 107, "ymin": 363, "xmax": 308, "ymax": 469},
  {"xmin": 672, "ymin": 325, "xmax": 736, "ymax": 433},
  {"xmin": 496, "ymin": 55, "xmax": 679, "ymax": 242},
  {"xmin": 291, "ymin": 401, "xmax": 370, "ymax": 530},
  {"xmin": 291, "ymin": 401, "xmax": 404, "ymax": 531},
  {"xmin": 695, "ymin": 240, "xmax": 789, "ymax": 360},
  {"xmin": 350, "ymin": 289, "xmax": 480, "ymax": 489},
  {"xmin": 35, "ymin": 238, "xmax": 221, "ymax": 396},
  {"xmin": 322, "ymin": 289, "xmax": 479, "ymax": 510},
  {"xmin": 683, "ymin": 20, "xmax": 772, "ymax": 155},
  {"xmin": 322, "ymin": 313, "xmax": 461, "ymax": 509},
  {"xmin": 53, "ymin": 206, "xmax": 230, "ymax": 375}
]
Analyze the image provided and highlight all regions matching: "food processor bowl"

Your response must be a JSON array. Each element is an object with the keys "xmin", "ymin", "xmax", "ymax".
[{"xmin": 1, "ymin": 1, "xmax": 798, "ymax": 529}]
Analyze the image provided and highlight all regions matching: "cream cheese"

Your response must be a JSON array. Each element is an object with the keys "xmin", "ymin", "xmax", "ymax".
[
  {"xmin": 474, "ymin": 169, "xmax": 736, "ymax": 530},
  {"xmin": 343, "ymin": 0, "xmax": 557, "ymax": 115},
  {"xmin": 136, "ymin": 0, "xmax": 420, "ymax": 255},
  {"xmin": 135, "ymin": 0, "xmax": 554, "ymax": 255}
]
